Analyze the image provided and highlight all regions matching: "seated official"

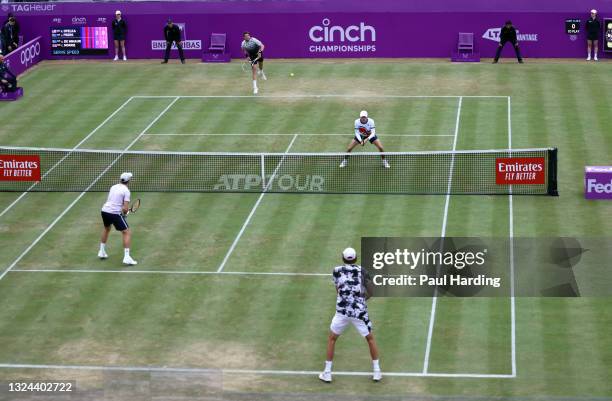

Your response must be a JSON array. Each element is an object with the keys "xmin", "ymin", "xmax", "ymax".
[{"xmin": 0, "ymin": 54, "xmax": 17, "ymax": 92}]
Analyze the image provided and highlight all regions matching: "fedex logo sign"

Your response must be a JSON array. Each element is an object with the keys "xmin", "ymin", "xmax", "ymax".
[{"xmin": 585, "ymin": 166, "xmax": 612, "ymax": 200}]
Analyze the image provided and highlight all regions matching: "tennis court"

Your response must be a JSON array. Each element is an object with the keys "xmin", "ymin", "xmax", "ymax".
[{"xmin": 0, "ymin": 60, "xmax": 610, "ymax": 399}]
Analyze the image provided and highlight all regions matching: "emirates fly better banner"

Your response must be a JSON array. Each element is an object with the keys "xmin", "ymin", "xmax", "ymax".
[
  {"xmin": 496, "ymin": 157, "xmax": 546, "ymax": 185},
  {"xmin": 0, "ymin": 155, "xmax": 41, "ymax": 181}
]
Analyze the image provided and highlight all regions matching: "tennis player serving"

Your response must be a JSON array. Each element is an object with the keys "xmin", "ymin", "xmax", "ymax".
[
  {"xmin": 241, "ymin": 31, "xmax": 267, "ymax": 94},
  {"xmin": 339, "ymin": 110, "xmax": 390, "ymax": 168},
  {"xmin": 98, "ymin": 172, "xmax": 137, "ymax": 265},
  {"xmin": 319, "ymin": 248, "xmax": 382, "ymax": 383}
]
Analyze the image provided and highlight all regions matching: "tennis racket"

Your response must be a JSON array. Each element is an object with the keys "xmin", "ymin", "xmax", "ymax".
[
  {"xmin": 241, "ymin": 55, "xmax": 261, "ymax": 72},
  {"xmin": 128, "ymin": 198, "xmax": 141, "ymax": 215}
]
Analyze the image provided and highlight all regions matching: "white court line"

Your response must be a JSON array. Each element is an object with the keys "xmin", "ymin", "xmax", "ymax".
[
  {"xmin": 133, "ymin": 95, "xmax": 509, "ymax": 99},
  {"xmin": 0, "ymin": 96, "xmax": 135, "ymax": 219},
  {"xmin": 143, "ymin": 133, "xmax": 454, "ymax": 137},
  {"xmin": 216, "ymin": 134, "xmax": 299, "ymax": 273},
  {"xmin": 508, "ymin": 96, "xmax": 517, "ymax": 377},
  {"xmin": 0, "ymin": 97, "xmax": 180, "ymax": 283},
  {"xmin": 422, "ymin": 96, "xmax": 462, "ymax": 374},
  {"xmin": 0, "ymin": 362, "xmax": 514, "ymax": 379},
  {"xmin": 9, "ymin": 269, "xmax": 329, "ymax": 277}
]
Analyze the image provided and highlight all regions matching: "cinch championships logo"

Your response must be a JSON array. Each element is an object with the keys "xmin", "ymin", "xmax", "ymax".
[
  {"xmin": 71, "ymin": 17, "xmax": 87, "ymax": 25},
  {"xmin": 151, "ymin": 23, "xmax": 202, "ymax": 51},
  {"xmin": 308, "ymin": 18, "xmax": 376, "ymax": 53},
  {"xmin": 483, "ymin": 28, "xmax": 539, "ymax": 42}
]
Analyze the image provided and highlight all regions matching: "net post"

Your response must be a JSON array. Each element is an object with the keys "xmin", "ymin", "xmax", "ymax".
[
  {"xmin": 260, "ymin": 154, "xmax": 266, "ymax": 191},
  {"xmin": 547, "ymin": 148, "xmax": 559, "ymax": 196}
]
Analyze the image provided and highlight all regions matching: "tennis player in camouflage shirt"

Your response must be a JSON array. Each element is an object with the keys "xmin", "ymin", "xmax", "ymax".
[{"xmin": 319, "ymin": 247, "xmax": 382, "ymax": 383}]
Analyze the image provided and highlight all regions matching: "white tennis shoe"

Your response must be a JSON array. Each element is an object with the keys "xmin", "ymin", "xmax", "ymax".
[
  {"xmin": 98, "ymin": 249, "xmax": 108, "ymax": 259},
  {"xmin": 123, "ymin": 56, "xmax": 127, "ymax": 61},
  {"xmin": 113, "ymin": 55, "xmax": 119, "ymax": 61},
  {"xmin": 339, "ymin": 159, "xmax": 348, "ymax": 168},
  {"xmin": 318, "ymin": 371, "xmax": 332, "ymax": 383},
  {"xmin": 594, "ymin": 55, "xmax": 598, "ymax": 61},
  {"xmin": 253, "ymin": 87, "xmax": 259, "ymax": 95},
  {"xmin": 123, "ymin": 256, "xmax": 138, "ymax": 265},
  {"xmin": 373, "ymin": 369, "xmax": 382, "ymax": 382},
  {"xmin": 383, "ymin": 160, "xmax": 390, "ymax": 168}
]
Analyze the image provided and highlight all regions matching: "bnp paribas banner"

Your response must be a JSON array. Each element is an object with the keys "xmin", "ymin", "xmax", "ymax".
[{"xmin": 9, "ymin": 1, "xmax": 611, "ymax": 59}]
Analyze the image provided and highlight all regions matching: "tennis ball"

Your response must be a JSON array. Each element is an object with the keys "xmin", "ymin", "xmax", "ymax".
[{"xmin": 290, "ymin": 73, "xmax": 295, "ymax": 77}]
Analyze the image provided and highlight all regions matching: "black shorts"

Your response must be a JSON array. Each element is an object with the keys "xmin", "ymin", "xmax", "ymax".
[
  {"xmin": 587, "ymin": 33, "xmax": 599, "ymax": 41},
  {"xmin": 113, "ymin": 33, "xmax": 126, "ymax": 41},
  {"xmin": 101, "ymin": 211, "xmax": 129, "ymax": 231},
  {"xmin": 500, "ymin": 39, "xmax": 518, "ymax": 46},
  {"xmin": 248, "ymin": 52, "xmax": 264, "ymax": 62}
]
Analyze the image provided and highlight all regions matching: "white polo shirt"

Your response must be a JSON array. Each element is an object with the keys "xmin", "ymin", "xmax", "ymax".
[{"xmin": 101, "ymin": 183, "xmax": 131, "ymax": 215}]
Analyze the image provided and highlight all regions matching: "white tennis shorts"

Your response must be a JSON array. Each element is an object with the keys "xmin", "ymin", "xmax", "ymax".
[{"xmin": 330, "ymin": 312, "xmax": 370, "ymax": 337}]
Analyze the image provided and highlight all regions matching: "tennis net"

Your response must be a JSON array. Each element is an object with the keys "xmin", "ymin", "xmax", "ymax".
[{"xmin": 0, "ymin": 146, "xmax": 558, "ymax": 195}]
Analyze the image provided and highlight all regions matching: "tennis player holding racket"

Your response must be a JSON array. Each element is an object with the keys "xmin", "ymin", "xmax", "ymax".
[
  {"xmin": 241, "ymin": 31, "xmax": 267, "ymax": 94},
  {"xmin": 339, "ymin": 110, "xmax": 390, "ymax": 168},
  {"xmin": 98, "ymin": 172, "xmax": 138, "ymax": 265}
]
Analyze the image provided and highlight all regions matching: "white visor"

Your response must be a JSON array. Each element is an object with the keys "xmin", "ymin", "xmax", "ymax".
[
  {"xmin": 342, "ymin": 247, "xmax": 357, "ymax": 261},
  {"xmin": 120, "ymin": 172, "xmax": 133, "ymax": 182},
  {"xmin": 591, "ymin": 9, "xmax": 597, "ymax": 14},
  {"xmin": 360, "ymin": 110, "xmax": 368, "ymax": 118},
  {"xmin": 116, "ymin": 10, "xmax": 122, "ymax": 15}
]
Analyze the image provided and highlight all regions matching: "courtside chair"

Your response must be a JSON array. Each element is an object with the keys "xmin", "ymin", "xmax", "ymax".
[
  {"xmin": 208, "ymin": 33, "xmax": 227, "ymax": 53},
  {"xmin": 457, "ymin": 32, "xmax": 474, "ymax": 53}
]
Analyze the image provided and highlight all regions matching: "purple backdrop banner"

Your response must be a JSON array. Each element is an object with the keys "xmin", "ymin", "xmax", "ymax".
[
  {"xmin": 4, "ymin": 36, "xmax": 42, "ymax": 76},
  {"xmin": 3, "ymin": 1, "xmax": 611, "ymax": 60}
]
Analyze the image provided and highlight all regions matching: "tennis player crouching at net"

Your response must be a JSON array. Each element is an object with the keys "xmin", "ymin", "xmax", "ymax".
[
  {"xmin": 319, "ymin": 247, "xmax": 382, "ymax": 383},
  {"xmin": 98, "ymin": 172, "xmax": 137, "ymax": 265},
  {"xmin": 340, "ymin": 110, "xmax": 390, "ymax": 169}
]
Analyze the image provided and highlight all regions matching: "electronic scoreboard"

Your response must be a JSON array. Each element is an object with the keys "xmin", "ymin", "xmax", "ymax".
[
  {"xmin": 605, "ymin": 18, "xmax": 612, "ymax": 52},
  {"xmin": 51, "ymin": 27, "xmax": 109, "ymax": 55}
]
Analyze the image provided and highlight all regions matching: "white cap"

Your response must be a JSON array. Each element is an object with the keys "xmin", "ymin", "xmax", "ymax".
[
  {"xmin": 591, "ymin": 9, "xmax": 597, "ymax": 13},
  {"xmin": 342, "ymin": 247, "xmax": 357, "ymax": 261},
  {"xmin": 120, "ymin": 172, "xmax": 133, "ymax": 182},
  {"xmin": 359, "ymin": 110, "xmax": 368, "ymax": 118},
  {"xmin": 115, "ymin": 10, "xmax": 122, "ymax": 14}
]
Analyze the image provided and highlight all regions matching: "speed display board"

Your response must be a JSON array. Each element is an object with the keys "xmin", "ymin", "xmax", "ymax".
[{"xmin": 51, "ymin": 27, "xmax": 109, "ymax": 55}]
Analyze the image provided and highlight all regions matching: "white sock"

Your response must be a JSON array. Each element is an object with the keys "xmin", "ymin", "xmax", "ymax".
[
  {"xmin": 372, "ymin": 359, "xmax": 380, "ymax": 371},
  {"xmin": 594, "ymin": 51, "xmax": 598, "ymax": 58},
  {"xmin": 324, "ymin": 360, "xmax": 332, "ymax": 372},
  {"xmin": 100, "ymin": 243, "xmax": 106, "ymax": 251},
  {"xmin": 252, "ymin": 80, "xmax": 257, "ymax": 89},
  {"xmin": 124, "ymin": 248, "xmax": 130, "ymax": 256}
]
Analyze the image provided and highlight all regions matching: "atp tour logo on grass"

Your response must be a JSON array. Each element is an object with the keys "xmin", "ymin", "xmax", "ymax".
[
  {"xmin": 151, "ymin": 23, "xmax": 202, "ymax": 51},
  {"xmin": 0, "ymin": 155, "xmax": 41, "ymax": 181},
  {"xmin": 496, "ymin": 157, "xmax": 545, "ymax": 185},
  {"xmin": 483, "ymin": 28, "xmax": 538, "ymax": 42},
  {"xmin": 308, "ymin": 18, "xmax": 376, "ymax": 54},
  {"xmin": 213, "ymin": 174, "xmax": 325, "ymax": 192}
]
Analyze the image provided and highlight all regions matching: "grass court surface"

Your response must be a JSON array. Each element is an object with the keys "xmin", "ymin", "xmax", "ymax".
[{"xmin": 0, "ymin": 59, "xmax": 610, "ymax": 399}]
